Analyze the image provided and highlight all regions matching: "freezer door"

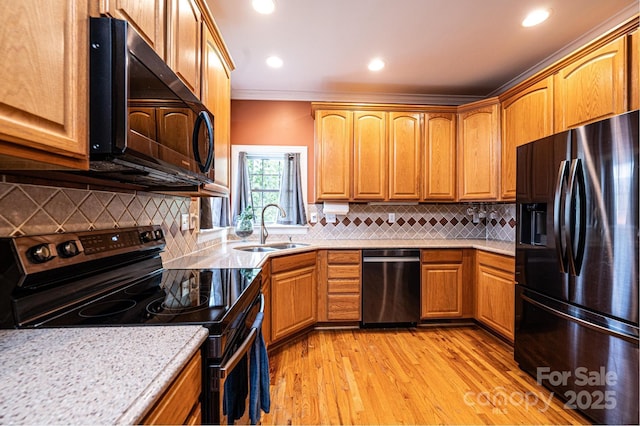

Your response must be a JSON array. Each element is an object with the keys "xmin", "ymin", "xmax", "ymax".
[
  {"xmin": 570, "ymin": 110, "xmax": 639, "ymax": 324},
  {"xmin": 515, "ymin": 287, "xmax": 639, "ymax": 425}
]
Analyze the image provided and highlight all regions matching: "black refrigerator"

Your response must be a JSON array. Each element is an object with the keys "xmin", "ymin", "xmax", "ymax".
[{"xmin": 514, "ymin": 110, "xmax": 639, "ymax": 425}]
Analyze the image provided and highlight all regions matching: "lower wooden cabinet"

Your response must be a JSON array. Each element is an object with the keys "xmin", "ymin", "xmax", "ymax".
[
  {"xmin": 317, "ymin": 250, "xmax": 362, "ymax": 322},
  {"xmin": 270, "ymin": 252, "xmax": 317, "ymax": 342},
  {"xmin": 141, "ymin": 351, "xmax": 202, "ymax": 425},
  {"xmin": 420, "ymin": 249, "xmax": 473, "ymax": 319},
  {"xmin": 475, "ymin": 251, "xmax": 516, "ymax": 341}
]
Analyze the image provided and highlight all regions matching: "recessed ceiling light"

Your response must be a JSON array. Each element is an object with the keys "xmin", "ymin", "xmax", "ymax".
[
  {"xmin": 522, "ymin": 8, "xmax": 551, "ymax": 27},
  {"xmin": 252, "ymin": 0, "xmax": 275, "ymax": 15},
  {"xmin": 368, "ymin": 58, "xmax": 385, "ymax": 72},
  {"xmin": 266, "ymin": 55, "xmax": 283, "ymax": 68}
]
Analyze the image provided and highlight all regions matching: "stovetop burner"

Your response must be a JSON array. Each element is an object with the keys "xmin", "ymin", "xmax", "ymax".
[{"xmin": 79, "ymin": 299, "xmax": 137, "ymax": 318}]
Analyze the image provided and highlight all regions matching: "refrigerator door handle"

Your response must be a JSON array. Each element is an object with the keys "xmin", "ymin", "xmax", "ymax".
[
  {"xmin": 566, "ymin": 159, "xmax": 587, "ymax": 276},
  {"xmin": 553, "ymin": 160, "xmax": 569, "ymax": 273}
]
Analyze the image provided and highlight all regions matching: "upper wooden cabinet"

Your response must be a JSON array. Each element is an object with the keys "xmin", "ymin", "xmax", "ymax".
[
  {"xmin": 388, "ymin": 112, "xmax": 421, "ymax": 200},
  {"xmin": 101, "ymin": 0, "xmax": 165, "ymax": 57},
  {"xmin": 0, "ymin": 1, "xmax": 88, "ymax": 170},
  {"xmin": 423, "ymin": 113, "xmax": 456, "ymax": 201},
  {"xmin": 167, "ymin": 0, "xmax": 202, "ymax": 97},
  {"xmin": 202, "ymin": 23, "xmax": 232, "ymax": 189},
  {"xmin": 353, "ymin": 111, "xmax": 387, "ymax": 200},
  {"xmin": 630, "ymin": 29, "xmax": 639, "ymax": 111},
  {"xmin": 457, "ymin": 99, "xmax": 500, "ymax": 201},
  {"xmin": 315, "ymin": 110, "xmax": 353, "ymax": 200},
  {"xmin": 500, "ymin": 76, "xmax": 554, "ymax": 200},
  {"xmin": 554, "ymin": 35, "xmax": 627, "ymax": 132}
]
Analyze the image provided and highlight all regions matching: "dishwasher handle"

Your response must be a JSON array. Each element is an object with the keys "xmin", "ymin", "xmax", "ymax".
[{"xmin": 362, "ymin": 256, "xmax": 421, "ymax": 263}]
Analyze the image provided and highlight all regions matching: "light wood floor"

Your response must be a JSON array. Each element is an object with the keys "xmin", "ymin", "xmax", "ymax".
[{"xmin": 262, "ymin": 326, "xmax": 590, "ymax": 425}]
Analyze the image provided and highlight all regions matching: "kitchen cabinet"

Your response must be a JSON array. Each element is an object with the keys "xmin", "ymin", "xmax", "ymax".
[
  {"xmin": 457, "ymin": 98, "xmax": 500, "ymax": 201},
  {"xmin": 353, "ymin": 112, "xmax": 387, "ymax": 200},
  {"xmin": 100, "ymin": 0, "xmax": 165, "ymax": 57},
  {"xmin": 202, "ymin": 23, "xmax": 232, "ymax": 189},
  {"xmin": 270, "ymin": 252, "xmax": 317, "ymax": 342},
  {"xmin": 475, "ymin": 250, "xmax": 515, "ymax": 342},
  {"xmin": 315, "ymin": 110, "xmax": 353, "ymax": 201},
  {"xmin": 500, "ymin": 77, "xmax": 554, "ymax": 200},
  {"xmin": 141, "ymin": 351, "xmax": 202, "ymax": 425},
  {"xmin": 261, "ymin": 260, "xmax": 272, "ymax": 347},
  {"xmin": 420, "ymin": 249, "xmax": 473, "ymax": 319},
  {"xmin": 167, "ymin": 0, "xmax": 202, "ymax": 97},
  {"xmin": 630, "ymin": 29, "xmax": 639, "ymax": 111},
  {"xmin": 422, "ymin": 113, "xmax": 456, "ymax": 201},
  {"xmin": 317, "ymin": 250, "xmax": 361, "ymax": 322},
  {"xmin": 0, "ymin": 0, "xmax": 88, "ymax": 170},
  {"xmin": 554, "ymin": 35, "xmax": 627, "ymax": 132},
  {"xmin": 388, "ymin": 112, "xmax": 421, "ymax": 200}
]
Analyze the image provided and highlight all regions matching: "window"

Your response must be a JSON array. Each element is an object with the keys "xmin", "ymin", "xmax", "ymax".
[
  {"xmin": 231, "ymin": 145, "xmax": 308, "ymax": 227},
  {"xmin": 247, "ymin": 155, "xmax": 284, "ymax": 224}
]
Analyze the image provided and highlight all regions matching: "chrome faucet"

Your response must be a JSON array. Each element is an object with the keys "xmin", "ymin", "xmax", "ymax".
[{"xmin": 260, "ymin": 203, "xmax": 286, "ymax": 245}]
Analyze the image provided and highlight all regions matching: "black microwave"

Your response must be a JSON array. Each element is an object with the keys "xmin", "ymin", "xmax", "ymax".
[{"xmin": 87, "ymin": 17, "xmax": 214, "ymax": 188}]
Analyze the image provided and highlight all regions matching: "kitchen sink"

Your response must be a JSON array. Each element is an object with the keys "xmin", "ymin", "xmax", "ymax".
[{"xmin": 234, "ymin": 242, "xmax": 310, "ymax": 252}]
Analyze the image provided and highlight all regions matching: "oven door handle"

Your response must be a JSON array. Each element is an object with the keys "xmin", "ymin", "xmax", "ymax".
[{"xmin": 219, "ymin": 327, "xmax": 257, "ymax": 379}]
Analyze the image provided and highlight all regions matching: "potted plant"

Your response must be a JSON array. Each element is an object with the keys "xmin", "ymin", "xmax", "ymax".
[{"xmin": 235, "ymin": 206, "xmax": 255, "ymax": 240}]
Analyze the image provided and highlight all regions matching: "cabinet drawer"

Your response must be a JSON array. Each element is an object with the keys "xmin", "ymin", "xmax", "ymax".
[
  {"xmin": 327, "ymin": 250, "xmax": 361, "ymax": 264},
  {"xmin": 327, "ymin": 294, "xmax": 360, "ymax": 320},
  {"xmin": 328, "ymin": 278, "xmax": 360, "ymax": 293},
  {"xmin": 271, "ymin": 251, "xmax": 316, "ymax": 274},
  {"xmin": 476, "ymin": 250, "xmax": 515, "ymax": 273},
  {"xmin": 142, "ymin": 352, "xmax": 201, "ymax": 425},
  {"xmin": 421, "ymin": 249, "xmax": 463, "ymax": 263},
  {"xmin": 327, "ymin": 264, "xmax": 360, "ymax": 279}
]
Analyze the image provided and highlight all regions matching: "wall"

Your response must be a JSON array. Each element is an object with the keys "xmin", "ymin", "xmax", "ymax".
[
  {"xmin": 231, "ymin": 100, "xmax": 315, "ymax": 202},
  {"xmin": 0, "ymin": 182, "xmax": 220, "ymax": 262}
]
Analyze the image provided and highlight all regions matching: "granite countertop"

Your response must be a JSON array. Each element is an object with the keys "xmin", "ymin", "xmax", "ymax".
[
  {"xmin": 164, "ymin": 238, "xmax": 515, "ymax": 270},
  {"xmin": 0, "ymin": 326, "xmax": 208, "ymax": 425}
]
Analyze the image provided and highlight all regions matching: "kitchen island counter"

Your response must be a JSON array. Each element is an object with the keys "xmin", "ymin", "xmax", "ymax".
[
  {"xmin": 0, "ymin": 326, "xmax": 208, "ymax": 425},
  {"xmin": 165, "ymin": 238, "xmax": 514, "ymax": 269}
]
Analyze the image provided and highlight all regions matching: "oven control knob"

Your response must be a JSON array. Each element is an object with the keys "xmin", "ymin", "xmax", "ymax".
[
  {"xmin": 140, "ymin": 231, "xmax": 154, "ymax": 243},
  {"xmin": 59, "ymin": 240, "xmax": 81, "ymax": 258},
  {"xmin": 153, "ymin": 229, "xmax": 164, "ymax": 240},
  {"xmin": 29, "ymin": 244, "xmax": 56, "ymax": 263}
]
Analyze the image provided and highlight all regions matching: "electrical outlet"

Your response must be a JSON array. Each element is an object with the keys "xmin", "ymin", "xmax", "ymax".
[
  {"xmin": 326, "ymin": 213, "xmax": 337, "ymax": 223},
  {"xmin": 309, "ymin": 212, "xmax": 318, "ymax": 223},
  {"xmin": 388, "ymin": 213, "xmax": 396, "ymax": 223},
  {"xmin": 181, "ymin": 213, "xmax": 189, "ymax": 231}
]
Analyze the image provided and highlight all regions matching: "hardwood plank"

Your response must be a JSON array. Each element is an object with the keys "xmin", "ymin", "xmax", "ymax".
[{"xmin": 263, "ymin": 327, "xmax": 590, "ymax": 425}]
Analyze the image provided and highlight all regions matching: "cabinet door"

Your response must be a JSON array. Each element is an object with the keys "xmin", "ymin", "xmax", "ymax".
[
  {"xmin": 630, "ymin": 29, "xmax": 639, "ymax": 111},
  {"xmin": 475, "ymin": 252, "xmax": 515, "ymax": 341},
  {"xmin": 457, "ymin": 102, "xmax": 500, "ymax": 201},
  {"xmin": 554, "ymin": 36, "xmax": 627, "ymax": 132},
  {"xmin": 500, "ymin": 77, "xmax": 554, "ymax": 200},
  {"xmin": 423, "ymin": 113, "xmax": 456, "ymax": 201},
  {"xmin": 103, "ymin": 0, "xmax": 165, "ymax": 57},
  {"xmin": 353, "ymin": 111, "xmax": 387, "ymax": 200},
  {"xmin": 315, "ymin": 110, "xmax": 353, "ymax": 201},
  {"xmin": 388, "ymin": 112, "xmax": 421, "ymax": 200},
  {"xmin": 167, "ymin": 0, "xmax": 201, "ymax": 97},
  {"xmin": 202, "ymin": 24, "xmax": 231, "ymax": 188},
  {"xmin": 271, "ymin": 265, "xmax": 317, "ymax": 342},
  {"xmin": 421, "ymin": 263, "xmax": 463, "ymax": 318},
  {"xmin": 0, "ymin": 0, "xmax": 88, "ymax": 170}
]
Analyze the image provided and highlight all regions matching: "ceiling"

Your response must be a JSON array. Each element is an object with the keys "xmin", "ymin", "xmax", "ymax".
[{"xmin": 206, "ymin": 0, "xmax": 639, "ymax": 105}]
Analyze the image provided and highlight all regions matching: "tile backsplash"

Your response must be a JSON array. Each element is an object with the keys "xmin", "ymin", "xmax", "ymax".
[
  {"xmin": 0, "ymin": 182, "xmax": 516, "ymax": 265},
  {"xmin": 0, "ymin": 182, "xmax": 219, "ymax": 262},
  {"xmin": 294, "ymin": 203, "xmax": 516, "ymax": 242}
]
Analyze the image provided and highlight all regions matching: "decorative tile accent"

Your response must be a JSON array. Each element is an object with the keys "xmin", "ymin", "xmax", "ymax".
[{"xmin": 0, "ymin": 183, "xmax": 220, "ymax": 262}]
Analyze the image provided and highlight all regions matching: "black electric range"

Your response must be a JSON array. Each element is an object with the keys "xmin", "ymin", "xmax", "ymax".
[{"xmin": 0, "ymin": 226, "xmax": 264, "ymax": 424}]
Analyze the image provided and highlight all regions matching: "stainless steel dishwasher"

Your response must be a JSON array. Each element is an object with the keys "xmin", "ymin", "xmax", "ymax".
[{"xmin": 361, "ymin": 249, "xmax": 421, "ymax": 327}]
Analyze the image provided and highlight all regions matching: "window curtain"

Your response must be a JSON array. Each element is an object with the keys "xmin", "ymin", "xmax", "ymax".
[
  {"xmin": 277, "ymin": 153, "xmax": 307, "ymax": 225},
  {"xmin": 200, "ymin": 197, "xmax": 230, "ymax": 229},
  {"xmin": 232, "ymin": 151, "xmax": 253, "ymax": 224}
]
